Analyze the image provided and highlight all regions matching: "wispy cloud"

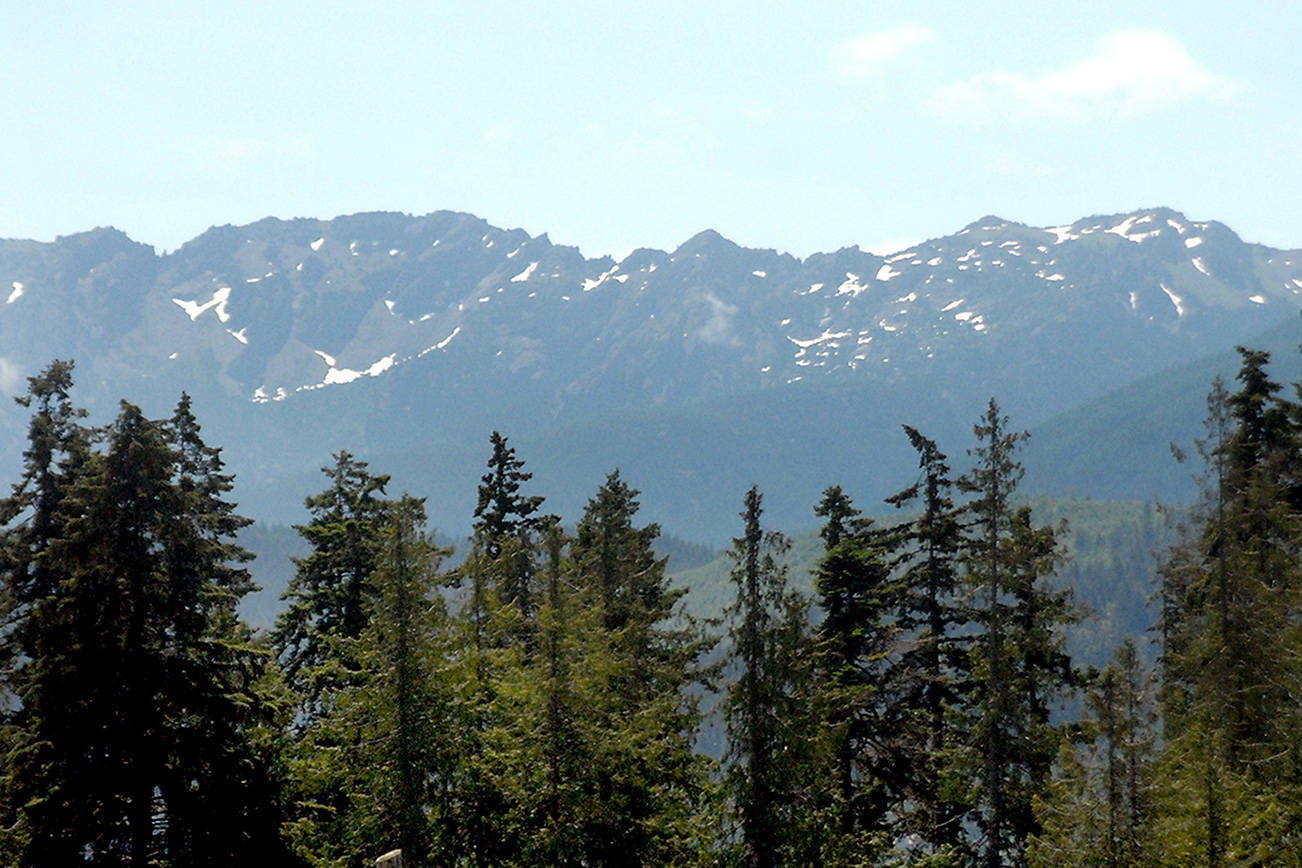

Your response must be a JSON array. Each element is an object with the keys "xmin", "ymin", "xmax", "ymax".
[
  {"xmin": 205, "ymin": 134, "xmax": 318, "ymax": 161},
  {"xmin": 0, "ymin": 358, "xmax": 24, "ymax": 396},
  {"xmin": 697, "ymin": 292, "xmax": 740, "ymax": 345},
  {"xmin": 830, "ymin": 25, "xmax": 934, "ymax": 78},
  {"xmin": 481, "ymin": 122, "xmax": 515, "ymax": 147},
  {"xmin": 611, "ymin": 105, "xmax": 720, "ymax": 167},
  {"xmin": 862, "ymin": 237, "xmax": 919, "ymax": 257},
  {"xmin": 931, "ymin": 31, "xmax": 1238, "ymax": 121}
]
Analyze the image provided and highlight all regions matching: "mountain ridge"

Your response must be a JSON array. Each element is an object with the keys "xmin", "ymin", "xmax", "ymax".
[{"xmin": 2, "ymin": 206, "xmax": 1299, "ymax": 542}]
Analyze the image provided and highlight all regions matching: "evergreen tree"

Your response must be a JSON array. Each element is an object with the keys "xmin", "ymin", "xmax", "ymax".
[
  {"xmin": 1030, "ymin": 639, "xmax": 1157, "ymax": 868},
  {"xmin": 154, "ymin": 395, "xmax": 291, "ymax": 863},
  {"xmin": 0, "ymin": 360, "xmax": 90, "ymax": 709},
  {"xmin": 883, "ymin": 426, "xmax": 973, "ymax": 862},
  {"xmin": 1152, "ymin": 349, "xmax": 1302, "ymax": 863},
  {"xmin": 724, "ymin": 486, "xmax": 818, "ymax": 868},
  {"xmin": 1, "ymin": 386, "xmax": 288, "ymax": 866},
  {"xmin": 573, "ymin": 469, "xmax": 683, "ymax": 639},
  {"xmin": 959, "ymin": 399, "xmax": 1076, "ymax": 868},
  {"xmin": 273, "ymin": 450, "xmax": 393, "ymax": 722},
  {"xmin": 473, "ymin": 431, "xmax": 546, "ymax": 624},
  {"xmin": 284, "ymin": 496, "xmax": 452, "ymax": 867},
  {"xmin": 433, "ymin": 432, "xmax": 552, "ymax": 864},
  {"xmin": 569, "ymin": 470, "xmax": 717, "ymax": 866},
  {"xmin": 442, "ymin": 475, "xmax": 717, "ymax": 867},
  {"xmin": 810, "ymin": 485, "xmax": 897, "ymax": 860}
]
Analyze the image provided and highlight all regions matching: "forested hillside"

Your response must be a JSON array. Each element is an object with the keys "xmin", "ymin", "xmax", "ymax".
[{"xmin": 4, "ymin": 343, "xmax": 1300, "ymax": 865}]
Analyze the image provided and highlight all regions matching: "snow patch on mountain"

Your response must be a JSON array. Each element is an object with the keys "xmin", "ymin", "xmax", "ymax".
[
  {"xmin": 418, "ymin": 327, "xmax": 461, "ymax": 357},
  {"xmin": 1161, "ymin": 284, "xmax": 1186, "ymax": 316},
  {"xmin": 173, "ymin": 286, "xmax": 232, "ymax": 323},
  {"xmin": 304, "ymin": 353, "xmax": 398, "ymax": 389},
  {"xmin": 1107, "ymin": 215, "xmax": 1162, "ymax": 243},
  {"xmin": 511, "ymin": 262, "xmax": 539, "ymax": 282},
  {"xmin": 7, "ymin": 282, "xmax": 22, "ymax": 304},
  {"xmin": 836, "ymin": 273, "xmax": 867, "ymax": 297},
  {"xmin": 583, "ymin": 267, "xmax": 618, "ymax": 292},
  {"xmin": 789, "ymin": 329, "xmax": 852, "ymax": 350},
  {"xmin": 252, "ymin": 385, "xmax": 288, "ymax": 404}
]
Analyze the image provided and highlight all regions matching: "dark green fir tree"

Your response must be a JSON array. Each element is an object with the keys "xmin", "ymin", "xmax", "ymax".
[
  {"xmin": 273, "ymin": 450, "xmax": 393, "ymax": 723},
  {"xmin": 724, "ymin": 487, "xmax": 818, "ymax": 868},
  {"xmin": 1, "ymin": 377, "xmax": 289, "ymax": 866}
]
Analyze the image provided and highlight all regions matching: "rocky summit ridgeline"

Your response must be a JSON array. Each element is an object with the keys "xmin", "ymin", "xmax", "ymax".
[{"xmin": 2, "ymin": 208, "xmax": 1299, "ymax": 540}]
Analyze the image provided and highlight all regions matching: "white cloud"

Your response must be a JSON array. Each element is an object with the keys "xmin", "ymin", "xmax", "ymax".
[
  {"xmin": 611, "ymin": 105, "xmax": 720, "ymax": 167},
  {"xmin": 931, "ymin": 30, "xmax": 1238, "ymax": 120},
  {"xmin": 481, "ymin": 122, "xmax": 515, "ymax": 147},
  {"xmin": 206, "ymin": 134, "xmax": 318, "ymax": 161},
  {"xmin": 739, "ymin": 102, "xmax": 774, "ymax": 124},
  {"xmin": 831, "ymin": 25, "xmax": 934, "ymax": 78},
  {"xmin": 697, "ymin": 292, "xmax": 740, "ymax": 345},
  {"xmin": 0, "ymin": 358, "xmax": 24, "ymax": 396},
  {"xmin": 863, "ymin": 237, "xmax": 919, "ymax": 257}
]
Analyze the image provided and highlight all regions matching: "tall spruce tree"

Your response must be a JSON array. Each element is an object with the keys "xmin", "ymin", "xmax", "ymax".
[
  {"xmin": 1152, "ymin": 348, "xmax": 1302, "ymax": 863},
  {"xmin": 284, "ymin": 495, "xmax": 452, "ymax": 867},
  {"xmin": 573, "ymin": 469, "xmax": 682, "ymax": 639},
  {"xmin": 273, "ymin": 450, "xmax": 393, "ymax": 723},
  {"xmin": 811, "ymin": 485, "xmax": 897, "ymax": 860},
  {"xmin": 441, "ymin": 473, "xmax": 717, "ymax": 867},
  {"xmin": 884, "ymin": 425, "xmax": 973, "ymax": 861},
  {"xmin": 959, "ymin": 399, "xmax": 1076, "ymax": 868},
  {"xmin": 724, "ymin": 486, "xmax": 818, "ymax": 868},
  {"xmin": 1, "ymin": 384, "xmax": 287, "ymax": 866},
  {"xmin": 473, "ymin": 431, "xmax": 545, "ymax": 616},
  {"xmin": 569, "ymin": 470, "xmax": 717, "ymax": 866},
  {"xmin": 0, "ymin": 361, "xmax": 90, "ymax": 709},
  {"xmin": 441, "ymin": 432, "xmax": 552, "ymax": 865}
]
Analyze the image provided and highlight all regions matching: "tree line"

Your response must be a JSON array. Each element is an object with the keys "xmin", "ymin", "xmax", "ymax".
[{"xmin": 1, "ymin": 348, "xmax": 1300, "ymax": 866}]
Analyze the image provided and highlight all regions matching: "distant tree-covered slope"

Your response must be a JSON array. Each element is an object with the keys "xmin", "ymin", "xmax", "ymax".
[
  {"xmin": 670, "ymin": 497, "xmax": 1177, "ymax": 669},
  {"xmin": 1023, "ymin": 312, "xmax": 1302, "ymax": 504}
]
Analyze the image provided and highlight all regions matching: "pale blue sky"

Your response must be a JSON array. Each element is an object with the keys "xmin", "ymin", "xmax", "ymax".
[{"xmin": 4, "ymin": 1, "xmax": 1300, "ymax": 258}]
